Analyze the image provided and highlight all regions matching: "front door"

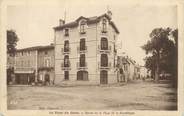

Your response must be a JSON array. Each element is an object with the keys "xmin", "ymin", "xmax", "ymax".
[
  {"xmin": 100, "ymin": 70, "xmax": 108, "ymax": 84},
  {"xmin": 64, "ymin": 71, "xmax": 69, "ymax": 80}
]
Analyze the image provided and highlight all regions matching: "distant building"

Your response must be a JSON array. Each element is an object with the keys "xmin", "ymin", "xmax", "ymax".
[
  {"xmin": 140, "ymin": 66, "xmax": 150, "ymax": 79},
  {"xmin": 117, "ymin": 56, "xmax": 140, "ymax": 82},
  {"xmin": 53, "ymin": 11, "xmax": 119, "ymax": 85},
  {"xmin": 13, "ymin": 45, "xmax": 54, "ymax": 85}
]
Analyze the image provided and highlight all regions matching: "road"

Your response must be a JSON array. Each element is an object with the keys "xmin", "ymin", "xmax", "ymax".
[{"xmin": 7, "ymin": 80, "xmax": 177, "ymax": 110}]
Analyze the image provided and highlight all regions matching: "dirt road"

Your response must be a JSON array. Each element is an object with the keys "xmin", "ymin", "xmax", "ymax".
[{"xmin": 7, "ymin": 80, "xmax": 177, "ymax": 110}]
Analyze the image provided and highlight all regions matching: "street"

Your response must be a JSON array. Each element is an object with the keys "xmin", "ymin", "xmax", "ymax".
[{"xmin": 7, "ymin": 80, "xmax": 177, "ymax": 110}]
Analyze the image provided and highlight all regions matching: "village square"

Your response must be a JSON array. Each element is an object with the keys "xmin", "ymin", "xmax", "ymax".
[{"xmin": 6, "ymin": 3, "xmax": 178, "ymax": 110}]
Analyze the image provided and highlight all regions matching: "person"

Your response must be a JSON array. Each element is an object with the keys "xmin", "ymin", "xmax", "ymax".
[
  {"xmin": 116, "ymin": 68, "xmax": 120, "ymax": 82},
  {"xmin": 119, "ymin": 68, "xmax": 124, "ymax": 82},
  {"xmin": 44, "ymin": 74, "xmax": 50, "ymax": 85}
]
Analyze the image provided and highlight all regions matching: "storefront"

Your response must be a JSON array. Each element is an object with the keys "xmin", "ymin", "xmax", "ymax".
[{"xmin": 14, "ymin": 70, "xmax": 35, "ymax": 85}]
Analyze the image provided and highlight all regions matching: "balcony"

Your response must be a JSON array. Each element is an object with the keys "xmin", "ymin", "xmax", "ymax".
[
  {"xmin": 98, "ymin": 62, "xmax": 111, "ymax": 70},
  {"xmin": 98, "ymin": 45, "xmax": 111, "ymax": 54},
  {"xmin": 77, "ymin": 46, "xmax": 87, "ymax": 53},
  {"xmin": 61, "ymin": 62, "xmax": 71, "ymax": 70},
  {"xmin": 38, "ymin": 67, "xmax": 54, "ymax": 71},
  {"xmin": 61, "ymin": 48, "xmax": 71, "ymax": 55},
  {"xmin": 101, "ymin": 30, "xmax": 107, "ymax": 33},
  {"xmin": 101, "ymin": 30, "xmax": 108, "ymax": 36},
  {"xmin": 80, "ymin": 31, "xmax": 86, "ymax": 35},
  {"xmin": 64, "ymin": 33, "xmax": 69, "ymax": 36},
  {"xmin": 77, "ymin": 62, "xmax": 87, "ymax": 70}
]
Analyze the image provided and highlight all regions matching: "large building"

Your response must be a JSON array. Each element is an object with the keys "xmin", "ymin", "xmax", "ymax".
[
  {"xmin": 54, "ymin": 11, "xmax": 119, "ymax": 85},
  {"xmin": 13, "ymin": 45, "xmax": 54, "ymax": 85}
]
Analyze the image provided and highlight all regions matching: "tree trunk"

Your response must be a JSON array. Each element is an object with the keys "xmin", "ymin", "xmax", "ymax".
[{"xmin": 155, "ymin": 52, "xmax": 160, "ymax": 82}]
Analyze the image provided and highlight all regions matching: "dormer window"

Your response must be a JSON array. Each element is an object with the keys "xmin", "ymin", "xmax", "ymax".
[
  {"xmin": 64, "ymin": 28, "xmax": 69, "ymax": 36},
  {"xmin": 80, "ymin": 21, "xmax": 86, "ymax": 34},
  {"xmin": 102, "ymin": 19, "xmax": 107, "ymax": 33}
]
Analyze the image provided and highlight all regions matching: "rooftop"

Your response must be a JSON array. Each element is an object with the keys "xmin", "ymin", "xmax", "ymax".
[
  {"xmin": 53, "ymin": 13, "xmax": 119, "ymax": 34},
  {"xmin": 16, "ymin": 44, "xmax": 54, "ymax": 52}
]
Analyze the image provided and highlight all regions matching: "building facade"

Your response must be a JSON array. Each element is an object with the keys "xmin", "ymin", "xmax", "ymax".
[
  {"xmin": 117, "ymin": 56, "xmax": 140, "ymax": 82},
  {"xmin": 37, "ymin": 45, "xmax": 55, "ymax": 85},
  {"xmin": 13, "ymin": 45, "xmax": 54, "ymax": 85},
  {"xmin": 54, "ymin": 12, "xmax": 119, "ymax": 85}
]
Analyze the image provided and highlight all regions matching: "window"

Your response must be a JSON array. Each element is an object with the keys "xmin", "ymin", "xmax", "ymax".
[
  {"xmin": 114, "ymin": 44, "xmax": 116, "ymax": 53},
  {"xmin": 64, "ymin": 40, "xmax": 69, "ymax": 52},
  {"xmin": 77, "ymin": 71, "xmax": 88, "ymax": 80},
  {"xmin": 101, "ymin": 54, "xmax": 108, "ymax": 67},
  {"xmin": 64, "ymin": 55, "xmax": 70, "ymax": 67},
  {"xmin": 44, "ymin": 59, "xmax": 50, "ymax": 67},
  {"xmin": 80, "ymin": 21, "xmax": 86, "ymax": 34},
  {"xmin": 102, "ymin": 19, "xmax": 107, "ymax": 33},
  {"xmin": 80, "ymin": 54, "xmax": 85, "ymax": 67},
  {"xmin": 64, "ymin": 28, "xmax": 69, "ymax": 36},
  {"xmin": 124, "ymin": 65, "xmax": 128, "ymax": 71},
  {"xmin": 114, "ymin": 52, "xmax": 116, "ymax": 68},
  {"xmin": 101, "ymin": 37, "xmax": 108, "ymax": 50},
  {"xmin": 80, "ymin": 38, "xmax": 86, "ymax": 51},
  {"xmin": 45, "ymin": 51, "xmax": 48, "ymax": 55}
]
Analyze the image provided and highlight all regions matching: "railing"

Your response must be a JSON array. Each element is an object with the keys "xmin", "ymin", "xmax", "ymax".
[
  {"xmin": 61, "ymin": 48, "xmax": 71, "ymax": 54},
  {"xmin": 77, "ymin": 46, "xmax": 87, "ymax": 53},
  {"xmin": 101, "ymin": 29, "xmax": 108, "ymax": 36},
  {"xmin": 61, "ymin": 62, "xmax": 71, "ymax": 70},
  {"xmin": 98, "ymin": 45, "xmax": 111, "ymax": 53},
  {"xmin": 101, "ymin": 30, "xmax": 107, "ymax": 33},
  {"xmin": 64, "ymin": 33, "xmax": 69, "ymax": 36},
  {"xmin": 80, "ymin": 31, "xmax": 86, "ymax": 34},
  {"xmin": 98, "ymin": 62, "xmax": 111, "ymax": 70},
  {"xmin": 77, "ymin": 62, "xmax": 87, "ymax": 70}
]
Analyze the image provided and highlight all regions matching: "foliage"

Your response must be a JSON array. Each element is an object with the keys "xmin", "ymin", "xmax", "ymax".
[
  {"xmin": 7, "ymin": 30, "xmax": 19, "ymax": 56},
  {"xmin": 142, "ymin": 27, "xmax": 178, "ymax": 84}
]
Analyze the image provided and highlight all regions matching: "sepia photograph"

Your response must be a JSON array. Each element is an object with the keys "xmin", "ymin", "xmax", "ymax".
[{"xmin": 4, "ymin": 0, "xmax": 179, "ymax": 112}]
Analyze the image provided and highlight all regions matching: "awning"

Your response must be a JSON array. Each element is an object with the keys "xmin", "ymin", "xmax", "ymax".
[{"xmin": 14, "ymin": 70, "xmax": 34, "ymax": 74}]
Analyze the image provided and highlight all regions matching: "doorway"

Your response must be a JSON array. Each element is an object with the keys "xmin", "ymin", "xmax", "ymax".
[{"xmin": 100, "ymin": 70, "xmax": 108, "ymax": 84}]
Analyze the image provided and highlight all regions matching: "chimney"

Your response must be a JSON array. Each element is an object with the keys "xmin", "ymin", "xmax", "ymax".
[
  {"xmin": 59, "ymin": 19, "xmax": 65, "ymax": 26},
  {"xmin": 106, "ymin": 6, "xmax": 112, "ymax": 19},
  {"xmin": 107, "ymin": 10, "xmax": 112, "ymax": 20}
]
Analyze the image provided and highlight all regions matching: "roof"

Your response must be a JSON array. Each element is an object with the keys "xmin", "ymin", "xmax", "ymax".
[
  {"xmin": 53, "ymin": 13, "xmax": 119, "ymax": 34},
  {"xmin": 118, "ymin": 56, "xmax": 136, "ymax": 65},
  {"xmin": 16, "ymin": 45, "xmax": 54, "ymax": 52}
]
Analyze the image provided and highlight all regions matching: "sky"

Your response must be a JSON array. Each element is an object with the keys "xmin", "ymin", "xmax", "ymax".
[{"xmin": 7, "ymin": 0, "xmax": 177, "ymax": 65}]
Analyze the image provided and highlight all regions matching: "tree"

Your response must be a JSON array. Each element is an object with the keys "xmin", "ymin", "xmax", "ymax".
[
  {"xmin": 142, "ymin": 28, "xmax": 171, "ymax": 82},
  {"xmin": 7, "ymin": 30, "xmax": 19, "ymax": 56},
  {"xmin": 7, "ymin": 30, "xmax": 19, "ymax": 84},
  {"xmin": 144, "ymin": 55, "xmax": 156, "ymax": 79},
  {"xmin": 171, "ymin": 29, "xmax": 178, "ymax": 87}
]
